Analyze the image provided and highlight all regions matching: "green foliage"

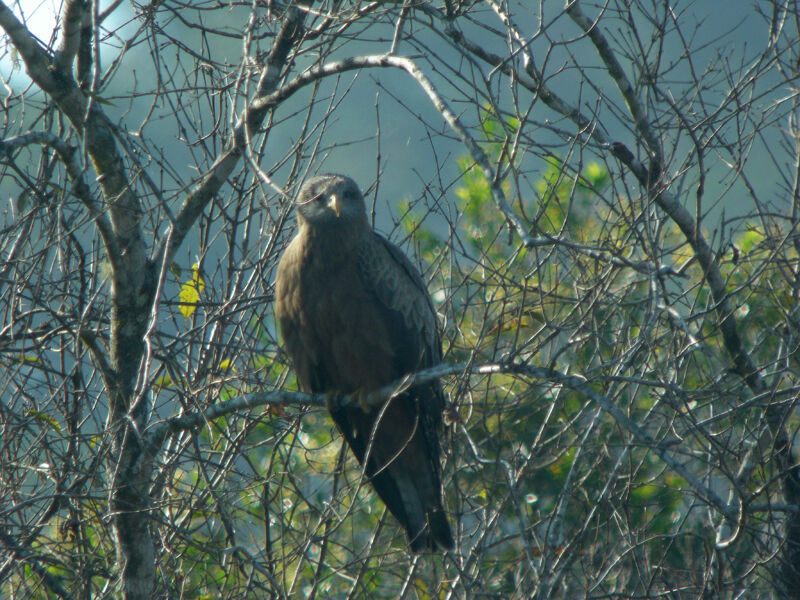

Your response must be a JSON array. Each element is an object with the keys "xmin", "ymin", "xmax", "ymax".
[{"xmin": 420, "ymin": 107, "xmax": 799, "ymax": 592}]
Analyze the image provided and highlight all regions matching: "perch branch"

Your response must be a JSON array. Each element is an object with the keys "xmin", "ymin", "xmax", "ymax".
[{"xmin": 146, "ymin": 361, "xmax": 734, "ymax": 519}]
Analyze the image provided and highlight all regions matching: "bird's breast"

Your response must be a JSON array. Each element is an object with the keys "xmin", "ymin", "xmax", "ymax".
[{"xmin": 276, "ymin": 234, "xmax": 397, "ymax": 393}]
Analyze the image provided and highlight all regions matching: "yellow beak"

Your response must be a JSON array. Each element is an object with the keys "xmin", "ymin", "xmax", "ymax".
[{"xmin": 327, "ymin": 194, "xmax": 340, "ymax": 217}]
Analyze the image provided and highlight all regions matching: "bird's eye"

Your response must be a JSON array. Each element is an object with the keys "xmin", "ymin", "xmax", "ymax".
[{"xmin": 343, "ymin": 190, "xmax": 355, "ymax": 200}]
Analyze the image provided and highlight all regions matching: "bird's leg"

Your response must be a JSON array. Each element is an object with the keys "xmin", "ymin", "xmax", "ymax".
[{"xmin": 356, "ymin": 389, "xmax": 371, "ymax": 414}]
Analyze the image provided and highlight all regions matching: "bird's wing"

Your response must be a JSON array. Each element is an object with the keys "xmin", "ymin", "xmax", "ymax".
[
  {"xmin": 348, "ymin": 232, "xmax": 451, "ymax": 551},
  {"xmin": 358, "ymin": 233, "xmax": 441, "ymax": 367},
  {"xmin": 357, "ymin": 231, "xmax": 444, "ymax": 405}
]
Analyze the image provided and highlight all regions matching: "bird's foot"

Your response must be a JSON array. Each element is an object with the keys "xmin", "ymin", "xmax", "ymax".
[{"xmin": 325, "ymin": 390, "xmax": 372, "ymax": 413}]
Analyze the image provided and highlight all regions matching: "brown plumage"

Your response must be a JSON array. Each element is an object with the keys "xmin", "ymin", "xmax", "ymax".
[{"xmin": 274, "ymin": 173, "xmax": 453, "ymax": 552}]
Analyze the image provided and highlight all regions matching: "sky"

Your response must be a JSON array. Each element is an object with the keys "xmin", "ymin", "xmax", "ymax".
[
  {"xmin": 7, "ymin": 0, "xmax": 61, "ymax": 51},
  {"xmin": 1, "ymin": 1, "xmax": 790, "ymax": 232}
]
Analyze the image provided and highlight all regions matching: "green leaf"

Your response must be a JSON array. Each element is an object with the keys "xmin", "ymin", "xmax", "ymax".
[
  {"xmin": 737, "ymin": 227, "xmax": 764, "ymax": 253},
  {"xmin": 14, "ymin": 354, "xmax": 42, "ymax": 365},
  {"xmin": 16, "ymin": 190, "xmax": 30, "ymax": 213},
  {"xmin": 25, "ymin": 410, "xmax": 61, "ymax": 432},
  {"xmin": 153, "ymin": 375, "xmax": 173, "ymax": 389}
]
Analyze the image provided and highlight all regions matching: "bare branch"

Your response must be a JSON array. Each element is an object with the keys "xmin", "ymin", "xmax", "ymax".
[
  {"xmin": 54, "ymin": 0, "xmax": 86, "ymax": 70},
  {"xmin": 564, "ymin": 1, "xmax": 663, "ymax": 166},
  {"xmin": 160, "ymin": 4, "xmax": 310, "ymax": 265}
]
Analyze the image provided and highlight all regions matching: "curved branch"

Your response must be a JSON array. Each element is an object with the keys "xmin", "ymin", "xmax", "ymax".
[
  {"xmin": 159, "ymin": 4, "xmax": 310, "ymax": 265},
  {"xmin": 251, "ymin": 55, "xmax": 582, "ymax": 254},
  {"xmin": 54, "ymin": 0, "xmax": 86, "ymax": 70},
  {"xmin": 0, "ymin": 1, "xmax": 142, "ymax": 283},
  {"xmin": 555, "ymin": 1, "xmax": 767, "ymax": 399},
  {"xmin": 559, "ymin": 0, "xmax": 789, "ymax": 563},
  {"xmin": 0, "ymin": 132, "xmax": 117, "ymax": 254},
  {"xmin": 253, "ymin": 52, "xmax": 685, "ymax": 276}
]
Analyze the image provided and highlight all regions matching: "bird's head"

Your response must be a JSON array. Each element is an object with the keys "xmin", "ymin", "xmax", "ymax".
[{"xmin": 295, "ymin": 174, "xmax": 367, "ymax": 228}]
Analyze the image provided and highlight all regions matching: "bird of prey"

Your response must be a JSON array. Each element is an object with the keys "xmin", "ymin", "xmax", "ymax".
[{"xmin": 274, "ymin": 173, "xmax": 454, "ymax": 552}]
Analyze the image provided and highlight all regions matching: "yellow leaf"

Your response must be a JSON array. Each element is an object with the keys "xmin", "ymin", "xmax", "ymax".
[
  {"xmin": 190, "ymin": 263, "xmax": 205, "ymax": 292},
  {"xmin": 584, "ymin": 161, "xmax": 604, "ymax": 180},
  {"xmin": 178, "ymin": 282, "xmax": 200, "ymax": 318},
  {"xmin": 178, "ymin": 263, "xmax": 205, "ymax": 318}
]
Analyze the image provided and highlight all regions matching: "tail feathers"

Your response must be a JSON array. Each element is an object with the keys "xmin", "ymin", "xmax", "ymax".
[
  {"xmin": 427, "ymin": 507, "xmax": 454, "ymax": 551},
  {"xmin": 390, "ymin": 471, "xmax": 454, "ymax": 553},
  {"xmin": 407, "ymin": 508, "xmax": 454, "ymax": 553}
]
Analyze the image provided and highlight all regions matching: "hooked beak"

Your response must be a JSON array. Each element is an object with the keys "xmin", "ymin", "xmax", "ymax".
[{"xmin": 327, "ymin": 194, "xmax": 340, "ymax": 217}]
